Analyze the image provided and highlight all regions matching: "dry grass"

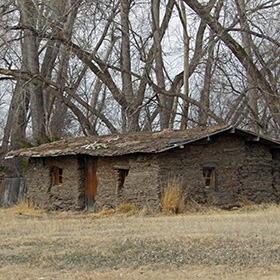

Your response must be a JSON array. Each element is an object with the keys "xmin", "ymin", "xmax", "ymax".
[
  {"xmin": 90, "ymin": 207, "xmax": 116, "ymax": 218},
  {"xmin": 2, "ymin": 200, "xmax": 45, "ymax": 216},
  {"xmin": 90, "ymin": 203, "xmax": 137, "ymax": 218},
  {"xmin": 161, "ymin": 183, "xmax": 185, "ymax": 214},
  {"xmin": 0, "ymin": 204, "xmax": 280, "ymax": 279},
  {"xmin": 116, "ymin": 203, "xmax": 137, "ymax": 214}
]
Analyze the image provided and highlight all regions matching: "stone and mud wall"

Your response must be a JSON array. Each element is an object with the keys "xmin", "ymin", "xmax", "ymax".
[
  {"xmin": 158, "ymin": 135, "xmax": 246, "ymax": 205},
  {"xmin": 271, "ymin": 151, "xmax": 280, "ymax": 203},
  {"xmin": 26, "ymin": 156, "xmax": 84, "ymax": 210},
  {"xmin": 94, "ymin": 154, "xmax": 160, "ymax": 211},
  {"xmin": 237, "ymin": 142, "xmax": 276, "ymax": 203},
  {"xmin": 24, "ymin": 134, "xmax": 280, "ymax": 211},
  {"xmin": 158, "ymin": 135, "xmax": 279, "ymax": 205},
  {"xmin": 26, "ymin": 153, "xmax": 161, "ymax": 211}
]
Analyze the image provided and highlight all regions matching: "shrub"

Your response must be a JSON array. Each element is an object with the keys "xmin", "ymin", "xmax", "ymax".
[{"xmin": 161, "ymin": 183, "xmax": 185, "ymax": 214}]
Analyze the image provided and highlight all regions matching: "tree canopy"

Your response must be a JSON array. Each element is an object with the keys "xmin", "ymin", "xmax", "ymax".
[{"xmin": 0, "ymin": 0, "xmax": 279, "ymax": 151}]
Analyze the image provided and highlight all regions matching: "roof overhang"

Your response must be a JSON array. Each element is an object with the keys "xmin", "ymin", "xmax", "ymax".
[{"xmin": 4, "ymin": 126, "xmax": 280, "ymax": 159}]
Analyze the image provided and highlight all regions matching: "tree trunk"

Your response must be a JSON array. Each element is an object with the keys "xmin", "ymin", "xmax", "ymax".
[
  {"xmin": 152, "ymin": 0, "xmax": 170, "ymax": 129},
  {"xmin": 235, "ymin": 0, "xmax": 259, "ymax": 131},
  {"xmin": 198, "ymin": 0, "xmax": 222, "ymax": 127},
  {"xmin": 2, "ymin": 24, "xmax": 30, "ymax": 151},
  {"xmin": 183, "ymin": 0, "xmax": 280, "ymax": 125},
  {"xmin": 120, "ymin": 0, "xmax": 139, "ymax": 132},
  {"xmin": 18, "ymin": 0, "xmax": 46, "ymax": 144},
  {"xmin": 179, "ymin": 0, "xmax": 190, "ymax": 130}
]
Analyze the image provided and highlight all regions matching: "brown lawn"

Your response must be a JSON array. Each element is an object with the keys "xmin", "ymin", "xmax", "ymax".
[{"xmin": 0, "ymin": 203, "xmax": 280, "ymax": 280}]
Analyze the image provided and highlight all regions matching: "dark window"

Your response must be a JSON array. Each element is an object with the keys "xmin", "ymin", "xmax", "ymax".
[
  {"xmin": 203, "ymin": 167, "xmax": 215, "ymax": 190},
  {"xmin": 53, "ymin": 166, "xmax": 63, "ymax": 185}
]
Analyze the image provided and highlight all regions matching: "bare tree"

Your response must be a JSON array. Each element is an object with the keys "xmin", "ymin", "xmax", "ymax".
[
  {"xmin": 0, "ymin": 0, "xmax": 280, "ymax": 153},
  {"xmin": 183, "ymin": 0, "xmax": 280, "ymax": 131}
]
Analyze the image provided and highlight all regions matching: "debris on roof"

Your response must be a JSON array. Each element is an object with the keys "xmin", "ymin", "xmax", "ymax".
[{"xmin": 5, "ymin": 125, "xmax": 280, "ymax": 159}]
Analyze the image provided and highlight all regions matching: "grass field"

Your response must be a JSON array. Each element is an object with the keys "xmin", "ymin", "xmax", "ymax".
[{"xmin": 0, "ymin": 203, "xmax": 280, "ymax": 280}]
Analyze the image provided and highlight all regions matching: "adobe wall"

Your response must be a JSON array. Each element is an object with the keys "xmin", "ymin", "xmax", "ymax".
[
  {"xmin": 26, "ymin": 156, "xmax": 84, "ymax": 210},
  {"xmin": 94, "ymin": 154, "xmax": 160, "ymax": 211},
  {"xmin": 272, "ymin": 151, "xmax": 280, "ymax": 202},
  {"xmin": 158, "ymin": 134, "xmax": 279, "ymax": 205},
  {"xmin": 26, "ymin": 153, "xmax": 160, "ymax": 212},
  {"xmin": 24, "ymin": 134, "xmax": 279, "ymax": 212},
  {"xmin": 238, "ymin": 142, "xmax": 276, "ymax": 203},
  {"xmin": 158, "ymin": 135, "xmax": 246, "ymax": 205}
]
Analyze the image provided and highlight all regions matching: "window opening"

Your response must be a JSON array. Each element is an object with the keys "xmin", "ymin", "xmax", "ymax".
[
  {"xmin": 53, "ymin": 166, "xmax": 63, "ymax": 185},
  {"xmin": 203, "ymin": 167, "xmax": 215, "ymax": 190}
]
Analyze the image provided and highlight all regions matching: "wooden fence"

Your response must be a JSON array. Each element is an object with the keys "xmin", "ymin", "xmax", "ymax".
[{"xmin": 0, "ymin": 177, "xmax": 27, "ymax": 207}]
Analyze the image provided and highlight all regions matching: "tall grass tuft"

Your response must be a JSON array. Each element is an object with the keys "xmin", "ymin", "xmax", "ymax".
[
  {"xmin": 5, "ymin": 200, "xmax": 45, "ymax": 216},
  {"xmin": 161, "ymin": 183, "xmax": 185, "ymax": 214}
]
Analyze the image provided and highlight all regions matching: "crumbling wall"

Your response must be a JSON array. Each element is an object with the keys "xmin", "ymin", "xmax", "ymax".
[
  {"xmin": 158, "ymin": 135, "xmax": 246, "ymax": 206},
  {"xmin": 26, "ymin": 158, "xmax": 51, "ymax": 208},
  {"xmin": 24, "ymin": 134, "xmax": 279, "ymax": 212},
  {"xmin": 26, "ymin": 156, "xmax": 84, "ymax": 210},
  {"xmin": 94, "ymin": 154, "xmax": 160, "ymax": 211},
  {"xmin": 158, "ymin": 135, "xmax": 279, "ymax": 205},
  {"xmin": 272, "ymin": 151, "xmax": 280, "ymax": 202},
  {"xmin": 238, "ymin": 142, "xmax": 277, "ymax": 203},
  {"xmin": 26, "ymin": 153, "xmax": 160, "ymax": 212}
]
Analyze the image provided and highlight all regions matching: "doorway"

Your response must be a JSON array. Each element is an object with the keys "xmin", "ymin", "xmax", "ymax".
[{"xmin": 85, "ymin": 156, "xmax": 98, "ymax": 211}]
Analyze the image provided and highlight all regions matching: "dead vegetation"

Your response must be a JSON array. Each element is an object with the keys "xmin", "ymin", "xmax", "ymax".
[
  {"xmin": 90, "ymin": 203, "xmax": 137, "ymax": 218},
  {"xmin": 2, "ymin": 200, "xmax": 45, "ymax": 216},
  {"xmin": 0, "ymin": 203, "xmax": 279, "ymax": 279},
  {"xmin": 161, "ymin": 183, "xmax": 185, "ymax": 214},
  {"xmin": 116, "ymin": 203, "xmax": 137, "ymax": 214}
]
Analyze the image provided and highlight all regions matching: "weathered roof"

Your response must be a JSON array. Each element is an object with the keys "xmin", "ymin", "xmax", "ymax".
[{"xmin": 5, "ymin": 125, "xmax": 280, "ymax": 159}]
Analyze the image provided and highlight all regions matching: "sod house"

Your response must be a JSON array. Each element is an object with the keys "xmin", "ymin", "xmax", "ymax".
[{"xmin": 5, "ymin": 126, "xmax": 280, "ymax": 211}]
